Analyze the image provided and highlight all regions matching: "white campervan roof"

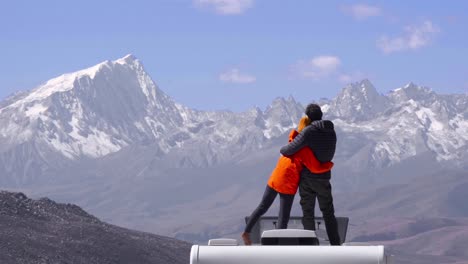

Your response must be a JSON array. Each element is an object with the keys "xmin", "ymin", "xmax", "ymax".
[{"xmin": 190, "ymin": 216, "xmax": 393, "ymax": 264}]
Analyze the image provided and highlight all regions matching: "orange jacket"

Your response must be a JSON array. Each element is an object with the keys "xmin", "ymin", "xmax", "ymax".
[{"xmin": 267, "ymin": 129, "xmax": 334, "ymax": 195}]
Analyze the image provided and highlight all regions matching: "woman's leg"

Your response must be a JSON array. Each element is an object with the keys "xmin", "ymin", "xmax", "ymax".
[
  {"xmin": 244, "ymin": 185, "xmax": 278, "ymax": 233},
  {"xmin": 277, "ymin": 193, "xmax": 295, "ymax": 229}
]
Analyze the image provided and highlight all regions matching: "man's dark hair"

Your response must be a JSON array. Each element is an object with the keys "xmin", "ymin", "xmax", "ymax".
[{"xmin": 305, "ymin": 103, "xmax": 323, "ymax": 121}]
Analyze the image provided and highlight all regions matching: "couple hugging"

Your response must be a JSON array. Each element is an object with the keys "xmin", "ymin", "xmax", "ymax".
[{"xmin": 242, "ymin": 104, "xmax": 341, "ymax": 246}]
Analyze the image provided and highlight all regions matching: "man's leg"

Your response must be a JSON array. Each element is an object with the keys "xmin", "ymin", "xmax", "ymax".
[
  {"xmin": 299, "ymin": 177, "xmax": 317, "ymax": 230},
  {"xmin": 315, "ymin": 179, "xmax": 341, "ymax": 245},
  {"xmin": 277, "ymin": 193, "xmax": 295, "ymax": 229}
]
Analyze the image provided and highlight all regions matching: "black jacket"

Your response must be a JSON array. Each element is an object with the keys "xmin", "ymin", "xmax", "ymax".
[{"xmin": 280, "ymin": 120, "xmax": 336, "ymax": 179}]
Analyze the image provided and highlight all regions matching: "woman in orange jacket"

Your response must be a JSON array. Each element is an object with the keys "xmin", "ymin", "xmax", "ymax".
[{"xmin": 242, "ymin": 116, "xmax": 334, "ymax": 245}]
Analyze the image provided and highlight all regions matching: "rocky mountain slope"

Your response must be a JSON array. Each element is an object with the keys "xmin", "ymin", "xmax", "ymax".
[{"xmin": 0, "ymin": 191, "xmax": 191, "ymax": 264}]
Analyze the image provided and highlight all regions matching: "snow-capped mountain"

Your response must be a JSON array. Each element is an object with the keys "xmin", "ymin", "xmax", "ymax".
[
  {"xmin": 0, "ymin": 55, "xmax": 304, "ymax": 168},
  {"xmin": 0, "ymin": 55, "xmax": 184, "ymax": 159},
  {"xmin": 326, "ymin": 79, "xmax": 390, "ymax": 121},
  {"xmin": 318, "ymin": 80, "xmax": 468, "ymax": 172},
  {"xmin": 0, "ymin": 55, "xmax": 466, "ymax": 186}
]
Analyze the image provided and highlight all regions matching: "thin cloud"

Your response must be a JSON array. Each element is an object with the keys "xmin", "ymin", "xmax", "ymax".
[
  {"xmin": 292, "ymin": 56, "xmax": 367, "ymax": 84},
  {"xmin": 377, "ymin": 21, "xmax": 440, "ymax": 54},
  {"xmin": 292, "ymin": 56, "xmax": 341, "ymax": 80},
  {"xmin": 341, "ymin": 4, "xmax": 382, "ymax": 20},
  {"xmin": 194, "ymin": 0, "xmax": 254, "ymax": 15},
  {"xmin": 219, "ymin": 68, "xmax": 256, "ymax": 84}
]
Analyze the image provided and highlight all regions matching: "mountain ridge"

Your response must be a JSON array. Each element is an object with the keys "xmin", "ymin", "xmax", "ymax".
[{"xmin": 1, "ymin": 55, "xmax": 465, "ymax": 166}]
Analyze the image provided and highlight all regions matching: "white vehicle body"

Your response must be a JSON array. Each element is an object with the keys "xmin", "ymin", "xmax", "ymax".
[
  {"xmin": 190, "ymin": 217, "xmax": 393, "ymax": 264},
  {"xmin": 191, "ymin": 243, "xmax": 388, "ymax": 264}
]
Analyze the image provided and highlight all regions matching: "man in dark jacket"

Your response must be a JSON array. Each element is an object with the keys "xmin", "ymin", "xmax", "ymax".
[{"xmin": 280, "ymin": 103, "xmax": 341, "ymax": 245}]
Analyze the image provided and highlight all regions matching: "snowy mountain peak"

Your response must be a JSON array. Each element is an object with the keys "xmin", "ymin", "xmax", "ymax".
[
  {"xmin": 268, "ymin": 95, "xmax": 300, "ymax": 110},
  {"xmin": 0, "ymin": 55, "xmax": 182, "ymax": 159},
  {"xmin": 404, "ymin": 82, "xmax": 432, "ymax": 93},
  {"xmin": 359, "ymin": 78, "xmax": 376, "ymax": 91},
  {"xmin": 394, "ymin": 82, "xmax": 432, "ymax": 94},
  {"xmin": 327, "ymin": 79, "xmax": 389, "ymax": 121},
  {"xmin": 343, "ymin": 79, "xmax": 378, "ymax": 97},
  {"xmin": 287, "ymin": 94, "xmax": 297, "ymax": 103},
  {"xmin": 262, "ymin": 96, "xmax": 304, "ymax": 138},
  {"xmin": 2, "ymin": 55, "xmax": 148, "ymax": 111},
  {"xmin": 390, "ymin": 82, "xmax": 435, "ymax": 105},
  {"xmin": 404, "ymin": 81, "xmax": 417, "ymax": 89},
  {"xmin": 271, "ymin": 96, "xmax": 287, "ymax": 105},
  {"xmin": 115, "ymin": 54, "xmax": 139, "ymax": 65}
]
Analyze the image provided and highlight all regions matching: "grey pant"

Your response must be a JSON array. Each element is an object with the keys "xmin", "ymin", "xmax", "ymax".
[{"xmin": 299, "ymin": 177, "xmax": 341, "ymax": 245}]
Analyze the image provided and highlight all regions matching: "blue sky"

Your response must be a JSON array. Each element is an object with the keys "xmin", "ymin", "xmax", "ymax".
[{"xmin": 1, "ymin": 0, "xmax": 467, "ymax": 111}]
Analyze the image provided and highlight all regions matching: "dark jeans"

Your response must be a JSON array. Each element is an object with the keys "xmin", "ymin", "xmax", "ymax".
[
  {"xmin": 244, "ymin": 185, "xmax": 295, "ymax": 233},
  {"xmin": 299, "ymin": 177, "xmax": 341, "ymax": 245}
]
